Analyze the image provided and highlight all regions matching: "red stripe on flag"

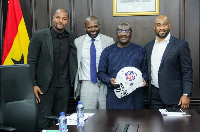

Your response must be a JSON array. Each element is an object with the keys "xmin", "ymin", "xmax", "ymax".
[{"xmin": 2, "ymin": 0, "xmax": 23, "ymax": 64}]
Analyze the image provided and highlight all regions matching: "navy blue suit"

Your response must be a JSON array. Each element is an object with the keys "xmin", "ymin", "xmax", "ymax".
[{"xmin": 144, "ymin": 36, "xmax": 193, "ymax": 107}]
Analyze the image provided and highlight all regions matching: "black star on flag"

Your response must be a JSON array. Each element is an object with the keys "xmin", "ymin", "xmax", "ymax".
[{"xmin": 11, "ymin": 54, "xmax": 24, "ymax": 64}]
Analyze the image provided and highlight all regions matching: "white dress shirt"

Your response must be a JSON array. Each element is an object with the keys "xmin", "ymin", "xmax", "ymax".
[
  {"xmin": 79, "ymin": 34, "xmax": 102, "ymax": 80},
  {"xmin": 151, "ymin": 33, "xmax": 171, "ymax": 88}
]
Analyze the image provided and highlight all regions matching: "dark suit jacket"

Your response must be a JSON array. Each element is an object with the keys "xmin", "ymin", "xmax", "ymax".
[
  {"xmin": 27, "ymin": 27, "xmax": 77, "ymax": 94},
  {"xmin": 144, "ymin": 35, "xmax": 193, "ymax": 105}
]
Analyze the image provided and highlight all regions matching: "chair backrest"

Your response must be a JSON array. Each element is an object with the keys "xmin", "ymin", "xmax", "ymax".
[{"xmin": 0, "ymin": 64, "xmax": 37, "ymax": 132}]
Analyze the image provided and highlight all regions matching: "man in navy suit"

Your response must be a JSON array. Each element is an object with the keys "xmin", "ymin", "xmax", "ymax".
[{"xmin": 144, "ymin": 15, "xmax": 193, "ymax": 109}]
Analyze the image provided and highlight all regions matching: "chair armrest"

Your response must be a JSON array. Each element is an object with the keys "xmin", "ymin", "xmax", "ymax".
[
  {"xmin": 0, "ymin": 126, "xmax": 16, "ymax": 132},
  {"xmin": 43, "ymin": 116, "xmax": 59, "ymax": 121}
]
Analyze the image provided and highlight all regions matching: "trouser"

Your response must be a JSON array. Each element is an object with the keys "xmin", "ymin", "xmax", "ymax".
[
  {"xmin": 106, "ymin": 87, "xmax": 144, "ymax": 109},
  {"xmin": 80, "ymin": 80, "xmax": 107, "ymax": 109},
  {"xmin": 150, "ymin": 85, "xmax": 179, "ymax": 109},
  {"xmin": 36, "ymin": 84, "xmax": 71, "ymax": 132}
]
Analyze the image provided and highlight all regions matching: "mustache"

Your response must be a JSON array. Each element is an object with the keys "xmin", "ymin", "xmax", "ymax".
[
  {"xmin": 159, "ymin": 29, "xmax": 166, "ymax": 32},
  {"xmin": 89, "ymin": 31, "xmax": 97, "ymax": 33},
  {"xmin": 119, "ymin": 36, "xmax": 128, "ymax": 38},
  {"xmin": 57, "ymin": 22, "xmax": 63, "ymax": 25}
]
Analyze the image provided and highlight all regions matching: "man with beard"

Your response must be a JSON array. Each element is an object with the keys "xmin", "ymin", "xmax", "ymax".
[
  {"xmin": 74, "ymin": 16, "xmax": 114, "ymax": 109},
  {"xmin": 28, "ymin": 9, "xmax": 77, "ymax": 131},
  {"xmin": 144, "ymin": 15, "xmax": 193, "ymax": 109},
  {"xmin": 97, "ymin": 23, "xmax": 148, "ymax": 109}
]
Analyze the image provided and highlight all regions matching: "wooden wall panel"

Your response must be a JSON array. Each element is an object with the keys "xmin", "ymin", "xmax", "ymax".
[
  {"xmin": 19, "ymin": 0, "xmax": 32, "ymax": 38},
  {"xmin": 185, "ymin": 0, "xmax": 200, "ymax": 97},
  {"xmin": 35, "ymin": 0, "xmax": 49, "ymax": 30},
  {"xmin": 91, "ymin": 0, "xmax": 180, "ymax": 46},
  {"xmin": 74, "ymin": 0, "xmax": 88, "ymax": 37}
]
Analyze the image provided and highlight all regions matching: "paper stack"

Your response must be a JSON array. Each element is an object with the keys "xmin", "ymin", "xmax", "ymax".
[
  {"xmin": 159, "ymin": 108, "xmax": 190, "ymax": 116},
  {"xmin": 66, "ymin": 113, "xmax": 95, "ymax": 125}
]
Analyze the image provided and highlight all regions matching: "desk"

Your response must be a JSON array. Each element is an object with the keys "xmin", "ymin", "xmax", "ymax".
[{"xmin": 49, "ymin": 109, "xmax": 200, "ymax": 132}]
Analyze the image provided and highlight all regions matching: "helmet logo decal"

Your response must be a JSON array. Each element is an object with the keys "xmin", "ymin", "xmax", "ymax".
[{"xmin": 125, "ymin": 71, "xmax": 137, "ymax": 81}]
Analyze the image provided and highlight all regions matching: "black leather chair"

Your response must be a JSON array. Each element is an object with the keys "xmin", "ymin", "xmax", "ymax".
[{"xmin": 0, "ymin": 64, "xmax": 37, "ymax": 132}]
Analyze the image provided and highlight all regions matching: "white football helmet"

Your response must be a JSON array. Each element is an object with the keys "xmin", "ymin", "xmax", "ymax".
[{"xmin": 114, "ymin": 67, "xmax": 143, "ymax": 98}]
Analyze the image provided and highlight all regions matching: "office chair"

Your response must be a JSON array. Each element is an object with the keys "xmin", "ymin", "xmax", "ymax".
[{"xmin": 0, "ymin": 64, "xmax": 37, "ymax": 132}]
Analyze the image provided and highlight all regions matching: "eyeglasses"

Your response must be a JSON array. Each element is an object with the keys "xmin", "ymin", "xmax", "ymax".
[{"xmin": 117, "ymin": 30, "xmax": 131, "ymax": 34}]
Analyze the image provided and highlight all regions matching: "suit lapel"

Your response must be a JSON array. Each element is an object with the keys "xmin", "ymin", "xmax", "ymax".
[
  {"xmin": 69, "ymin": 32, "xmax": 76, "ymax": 49},
  {"xmin": 100, "ymin": 34, "xmax": 107, "ymax": 49},
  {"xmin": 45, "ymin": 28, "xmax": 53, "ymax": 63},
  {"xmin": 160, "ymin": 36, "xmax": 175, "ymax": 67},
  {"xmin": 147, "ymin": 41, "xmax": 155, "ymax": 76},
  {"xmin": 76, "ymin": 35, "xmax": 85, "ymax": 68}
]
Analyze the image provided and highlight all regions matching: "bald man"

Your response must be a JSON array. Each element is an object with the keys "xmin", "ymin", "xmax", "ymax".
[
  {"xmin": 74, "ymin": 16, "xmax": 114, "ymax": 109},
  {"xmin": 98, "ymin": 23, "xmax": 148, "ymax": 109},
  {"xmin": 144, "ymin": 15, "xmax": 193, "ymax": 109},
  {"xmin": 28, "ymin": 9, "xmax": 77, "ymax": 131}
]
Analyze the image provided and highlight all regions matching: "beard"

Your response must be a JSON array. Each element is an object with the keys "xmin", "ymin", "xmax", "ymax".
[
  {"xmin": 86, "ymin": 29, "xmax": 100, "ymax": 38},
  {"xmin": 118, "ymin": 36, "xmax": 131, "ymax": 45},
  {"xmin": 55, "ymin": 26, "xmax": 64, "ymax": 31},
  {"xmin": 155, "ymin": 28, "xmax": 170, "ymax": 38},
  {"xmin": 53, "ymin": 23, "xmax": 65, "ymax": 32}
]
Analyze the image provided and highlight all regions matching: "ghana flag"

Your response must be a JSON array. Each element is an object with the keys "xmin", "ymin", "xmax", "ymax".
[{"xmin": 2, "ymin": 0, "xmax": 29, "ymax": 65}]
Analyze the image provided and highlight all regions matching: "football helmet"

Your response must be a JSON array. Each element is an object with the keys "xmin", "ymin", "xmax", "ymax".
[{"xmin": 114, "ymin": 67, "xmax": 143, "ymax": 98}]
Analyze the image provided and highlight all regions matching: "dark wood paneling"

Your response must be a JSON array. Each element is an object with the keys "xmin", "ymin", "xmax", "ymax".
[
  {"xmin": 69, "ymin": 0, "xmax": 75, "ymax": 32},
  {"xmin": 87, "ymin": 0, "xmax": 93, "ymax": 16},
  {"xmin": 0, "ymin": 0, "xmax": 4, "ymax": 65},
  {"xmin": 35, "ymin": 0, "xmax": 49, "ymax": 30},
  {"xmin": 1, "ymin": 0, "xmax": 8, "ymax": 65},
  {"xmin": 74, "ymin": 0, "xmax": 88, "ymax": 37},
  {"xmin": 185, "ymin": 0, "xmax": 200, "ymax": 97},
  {"xmin": 179, "ymin": 0, "xmax": 185, "ymax": 40},
  {"xmin": 19, "ymin": 0, "xmax": 32, "ymax": 38},
  {"xmin": 91, "ymin": 0, "xmax": 180, "ymax": 46}
]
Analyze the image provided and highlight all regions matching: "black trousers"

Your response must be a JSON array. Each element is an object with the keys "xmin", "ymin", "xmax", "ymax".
[
  {"xmin": 36, "ymin": 84, "xmax": 71, "ymax": 132},
  {"xmin": 150, "ymin": 85, "xmax": 179, "ymax": 109}
]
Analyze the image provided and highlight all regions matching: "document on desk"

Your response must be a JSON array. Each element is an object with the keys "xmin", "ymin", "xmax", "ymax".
[
  {"xmin": 159, "ymin": 109, "xmax": 190, "ymax": 116},
  {"xmin": 56, "ymin": 113, "xmax": 95, "ymax": 125}
]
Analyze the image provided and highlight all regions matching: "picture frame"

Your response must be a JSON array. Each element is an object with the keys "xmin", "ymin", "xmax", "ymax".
[{"xmin": 113, "ymin": 0, "xmax": 159, "ymax": 16}]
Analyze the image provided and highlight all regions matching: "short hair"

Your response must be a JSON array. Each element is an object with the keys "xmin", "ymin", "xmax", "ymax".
[
  {"xmin": 116, "ymin": 22, "xmax": 132, "ymax": 32},
  {"xmin": 54, "ymin": 9, "xmax": 69, "ymax": 18},
  {"xmin": 155, "ymin": 15, "xmax": 169, "ymax": 23},
  {"xmin": 84, "ymin": 16, "xmax": 99, "ymax": 26}
]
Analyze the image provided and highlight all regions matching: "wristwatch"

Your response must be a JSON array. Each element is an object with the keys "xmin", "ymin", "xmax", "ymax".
[{"xmin": 183, "ymin": 93, "xmax": 191, "ymax": 97}]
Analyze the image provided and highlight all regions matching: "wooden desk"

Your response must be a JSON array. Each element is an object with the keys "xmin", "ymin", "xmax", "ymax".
[{"xmin": 49, "ymin": 109, "xmax": 200, "ymax": 132}]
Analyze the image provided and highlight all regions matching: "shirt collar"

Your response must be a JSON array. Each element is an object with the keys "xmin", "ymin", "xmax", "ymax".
[
  {"xmin": 85, "ymin": 33, "xmax": 101, "ymax": 42},
  {"xmin": 50, "ymin": 27, "xmax": 69, "ymax": 38},
  {"xmin": 155, "ymin": 32, "xmax": 171, "ymax": 43}
]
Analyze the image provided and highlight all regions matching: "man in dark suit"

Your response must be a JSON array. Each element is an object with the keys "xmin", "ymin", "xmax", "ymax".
[
  {"xmin": 144, "ymin": 15, "xmax": 193, "ymax": 109},
  {"xmin": 28, "ymin": 9, "xmax": 77, "ymax": 131}
]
